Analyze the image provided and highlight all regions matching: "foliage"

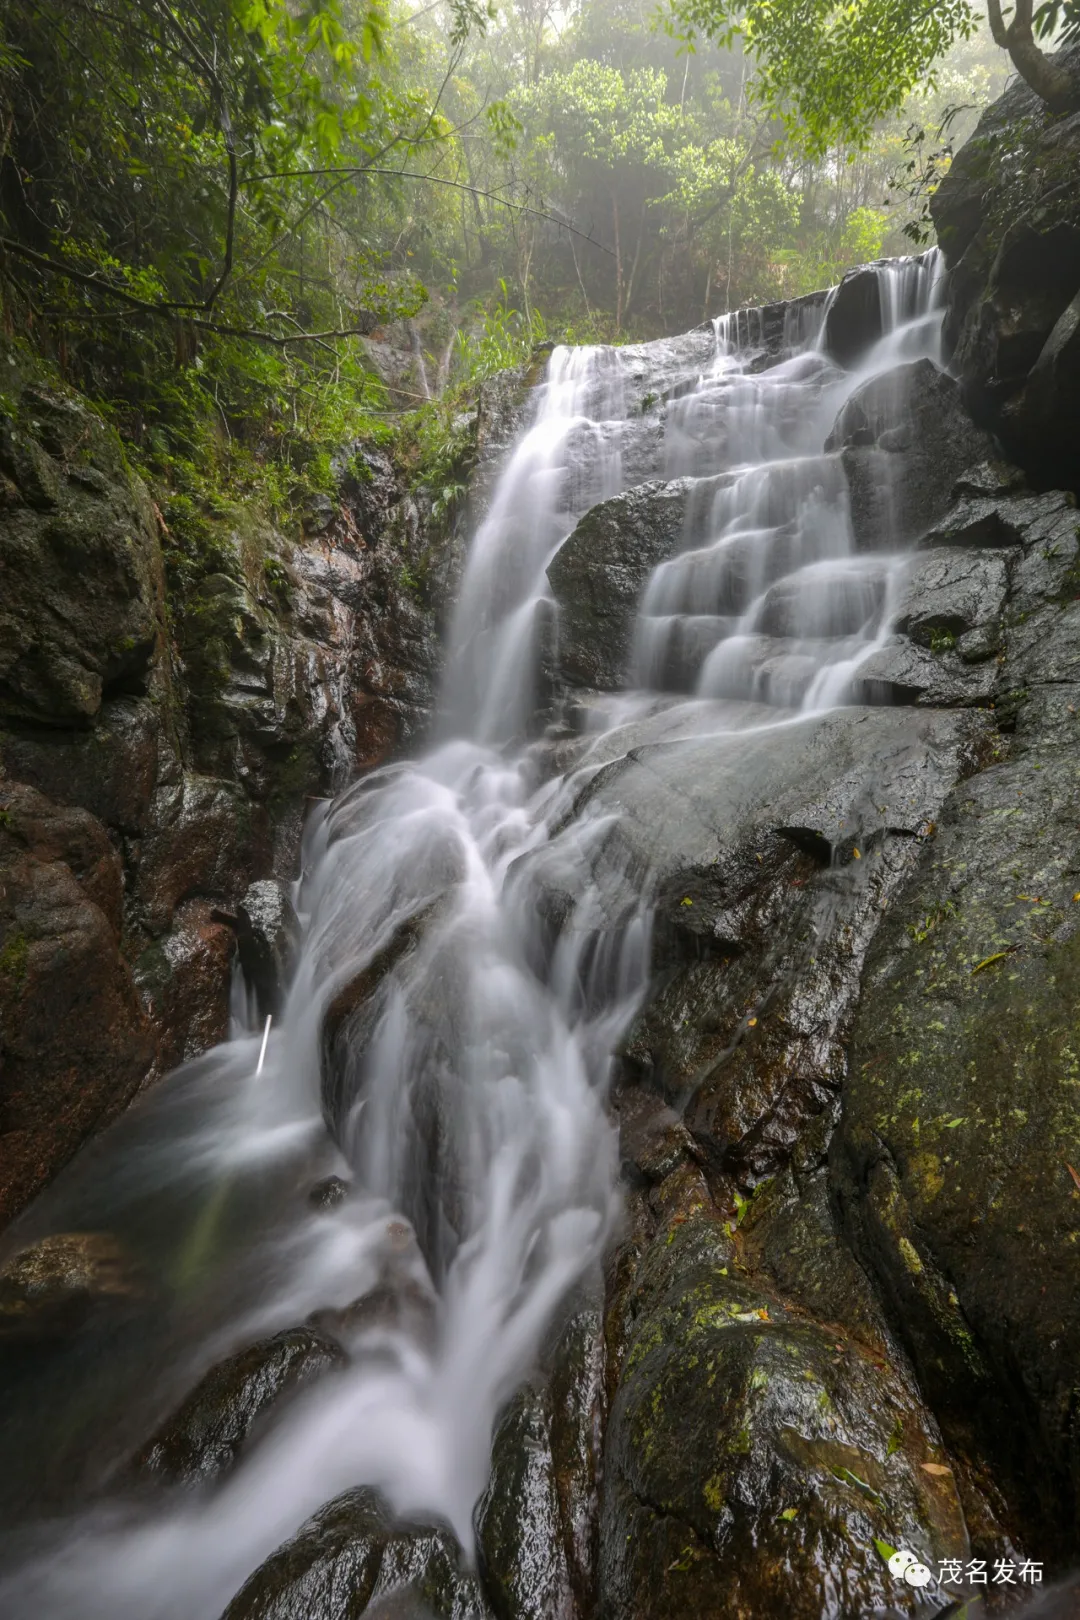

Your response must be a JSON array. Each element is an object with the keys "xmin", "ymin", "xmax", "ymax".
[
  {"xmin": 664, "ymin": 0, "xmax": 978, "ymax": 156},
  {"xmin": 0, "ymin": 0, "xmax": 484, "ymax": 506},
  {"xmin": 0, "ymin": 0, "xmax": 1020, "ymax": 525},
  {"xmin": 456, "ymin": 282, "xmax": 547, "ymax": 380}
]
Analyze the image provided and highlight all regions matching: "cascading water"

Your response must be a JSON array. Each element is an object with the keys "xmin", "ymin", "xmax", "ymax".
[{"xmin": 0, "ymin": 253, "xmax": 943, "ymax": 1620}]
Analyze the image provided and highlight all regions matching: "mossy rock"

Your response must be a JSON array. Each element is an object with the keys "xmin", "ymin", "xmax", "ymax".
[
  {"xmin": 599, "ymin": 1211, "xmax": 967, "ymax": 1619},
  {"xmin": 836, "ymin": 743, "xmax": 1080, "ymax": 1544}
]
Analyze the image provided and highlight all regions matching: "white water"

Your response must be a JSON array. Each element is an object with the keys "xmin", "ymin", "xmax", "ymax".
[{"xmin": 0, "ymin": 254, "xmax": 943, "ymax": 1620}]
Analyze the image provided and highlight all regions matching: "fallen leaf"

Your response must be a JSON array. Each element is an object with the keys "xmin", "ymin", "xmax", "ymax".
[
  {"xmin": 972, "ymin": 948, "xmax": 1014, "ymax": 975},
  {"xmin": 779, "ymin": 1507, "xmax": 798, "ymax": 1521},
  {"xmin": 920, "ymin": 1463, "xmax": 952, "ymax": 1476},
  {"xmin": 680, "ymin": 896, "xmax": 693, "ymax": 906},
  {"xmin": 852, "ymin": 847, "xmax": 861, "ymax": 859},
  {"xmin": 747, "ymin": 1016, "xmax": 758, "ymax": 1027},
  {"xmin": 755, "ymin": 1307, "xmax": 770, "ymax": 1321},
  {"xmin": 1066, "ymin": 1164, "xmax": 1080, "ymax": 1194}
]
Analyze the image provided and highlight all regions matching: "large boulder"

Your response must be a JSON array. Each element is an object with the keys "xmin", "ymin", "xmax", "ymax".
[
  {"xmin": 930, "ymin": 46, "xmax": 1080, "ymax": 488},
  {"xmin": 475, "ymin": 1307, "xmax": 604, "ymax": 1620},
  {"xmin": 0, "ymin": 1229, "xmax": 140, "ymax": 1340},
  {"xmin": 599, "ymin": 1209, "xmax": 967, "ymax": 1620},
  {"xmin": 821, "ymin": 264, "xmax": 888, "ymax": 367},
  {"xmin": 536, "ymin": 703, "xmax": 988, "ymax": 1182}
]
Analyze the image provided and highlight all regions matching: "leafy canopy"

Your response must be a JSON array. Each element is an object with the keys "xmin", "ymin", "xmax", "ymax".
[{"xmin": 666, "ymin": 0, "xmax": 980, "ymax": 155}]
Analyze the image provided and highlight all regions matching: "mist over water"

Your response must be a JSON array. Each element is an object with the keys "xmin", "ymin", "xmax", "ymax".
[{"xmin": 0, "ymin": 255, "xmax": 944, "ymax": 1619}]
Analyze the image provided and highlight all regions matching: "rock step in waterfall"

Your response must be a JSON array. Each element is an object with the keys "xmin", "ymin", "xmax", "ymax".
[{"xmin": 2, "ymin": 248, "xmax": 1080, "ymax": 1620}]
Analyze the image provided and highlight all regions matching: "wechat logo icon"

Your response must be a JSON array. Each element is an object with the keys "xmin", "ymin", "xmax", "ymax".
[{"xmin": 888, "ymin": 1548, "xmax": 933, "ymax": 1588}]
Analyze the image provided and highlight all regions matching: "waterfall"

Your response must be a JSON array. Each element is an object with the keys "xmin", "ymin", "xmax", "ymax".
[{"xmin": 0, "ymin": 255, "xmax": 944, "ymax": 1620}]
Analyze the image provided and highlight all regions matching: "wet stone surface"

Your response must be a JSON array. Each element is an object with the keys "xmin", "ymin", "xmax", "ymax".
[
  {"xmin": 130, "ymin": 1326, "xmax": 348, "ymax": 1489},
  {"xmin": 221, "ymin": 1489, "xmax": 493, "ymax": 1620}
]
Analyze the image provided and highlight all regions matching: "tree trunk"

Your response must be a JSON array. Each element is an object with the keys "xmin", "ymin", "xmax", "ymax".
[
  {"xmin": 987, "ymin": 0, "xmax": 1080, "ymax": 113},
  {"xmin": 613, "ymin": 197, "xmax": 622, "ymax": 332}
]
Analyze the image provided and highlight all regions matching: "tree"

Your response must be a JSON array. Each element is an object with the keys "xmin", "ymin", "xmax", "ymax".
[{"xmin": 665, "ymin": 0, "xmax": 1080, "ymax": 156}]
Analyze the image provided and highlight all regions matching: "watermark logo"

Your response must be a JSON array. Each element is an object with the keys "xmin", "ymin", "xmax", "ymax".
[
  {"xmin": 887, "ymin": 1549, "xmax": 933, "ymax": 1587},
  {"xmin": 881, "ymin": 1544, "xmax": 1044, "ymax": 1593}
]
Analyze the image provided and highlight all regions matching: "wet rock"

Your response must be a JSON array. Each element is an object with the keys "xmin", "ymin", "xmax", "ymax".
[
  {"xmin": 309, "ymin": 1263, "xmax": 437, "ymax": 1351},
  {"xmin": 333, "ymin": 442, "xmax": 399, "ymax": 543},
  {"xmin": 834, "ymin": 741, "xmax": 1080, "ymax": 1545},
  {"xmin": 895, "ymin": 548, "xmax": 1012, "ymax": 649},
  {"xmin": 549, "ymin": 1308, "xmax": 605, "ymax": 1617},
  {"xmin": 851, "ymin": 638, "xmax": 998, "ymax": 708},
  {"xmin": 599, "ymin": 1211, "xmax": 967, "ymax": 1620},
  {"xmin": 539, "ymin": 704, "xmax": 990, "ymax": 1183},
  {"xmin": 135, "ymin": 772, "xmax": 261, "ymax": 935},
  {"xmin": 476, "ymin": 1385, "xmax": 575, "ymax": 1620},
  {"xmin": 131, "ymin": 1326, "xmax": 347, "ymax": 1488},
  {"xmin": 0, "ymin": 783, "xmax": 153, "ymax": 1227},
  {"xmin": 821, "ymin": 264, "xmax": 888, "ymax": 367},
  {"xmin": 0, "ymin": 385, "xmax": 164, "ymax": 725},
  {"xmin": 930, "ymin": 45, "xmax": 1080, "ymax": 488},
  {"xmin": 546, "ymin": 479, "xmax": 711, "ymax": 690},
  {"xmin": 302, "ymin": 493, "xmax": 336, "ymax": 535},
  {"xmin": 320, "ymin": 904, "xmax": 436, "ymax": 1127},
  {"xmin": 236, "ymin": 878, "xmax": 301, "ymax": 1020},
  {"xmin": 221, "ymin": 1488, "xmax": 492, "ymax": 1620},
  {"xmin": 133, "ymin": 898, "xmax": 236, "ymax": 1073},
  {"xmin": 916, "ymin": 495, "xmax": 1028, "ymax": 551},
  {"xmin": 367, "ymin": 1523, "xmax": 493, "ymax": 1619},
  {"xmin": 308, "ymin": 1175, "xmax": 350, "ymax": 1210},
  {"xmin": 221, "ymin": 1488, "xmax": 388, "ymax": 1619},
  {"xmin": 738, "ymin": 1164, "xmax": 892, "ymax": 1353},
  {"xmin": 0, "ymin": 780, "xmax": 123, "ymax": 930},
  {"xmin": 1002, "ymin": 286, "xmax": 1080, "ymax": 489},
  {"xmin": 0, "ymin": 1230, "xmax": 138, "ymax": 1339},
  {"xmin": 0, "ymin": 696, "xmax": 162, "ymax": 834},
  {"xmin": 826, "ymin": 360, "xmax": 998, "ymax": 547}
]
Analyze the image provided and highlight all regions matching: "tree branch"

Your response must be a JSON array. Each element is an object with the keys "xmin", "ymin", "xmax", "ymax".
[
  {"xmin": 0, "ymin": 235, "xmax": 377, "ymax": 345},
  {"xmin": 241, "ymin": 166, "xmax": 615, "ymax": 255},
  {"xmin": 986, "ymin": 0, "xmax": 1078, "ymax": 111}
]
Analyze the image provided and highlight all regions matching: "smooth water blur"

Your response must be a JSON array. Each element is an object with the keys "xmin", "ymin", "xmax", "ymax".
[{"xmin": 0, "ymin": 254, "xmax": 943, "ymax": 1620}]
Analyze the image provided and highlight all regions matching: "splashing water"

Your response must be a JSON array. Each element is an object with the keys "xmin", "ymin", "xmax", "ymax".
[{"xmin": 0, "ymin": 255, "xmax": 943, "ymax": 1619}]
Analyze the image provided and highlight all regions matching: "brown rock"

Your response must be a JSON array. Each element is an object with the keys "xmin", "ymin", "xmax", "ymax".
[
  {"xmin": 0, "ymin": 783, "xmax": 152, "ymax": 1229},
  {"xmin": 0, "ymin": 1229, "xmax": 139, "ymax": 1338},
  {"xmin": 134, "ymin": 898, "xmax": 235, "ymax": 1074},
  {"xmin": 135, "ymin": 773, "xmax": 262, "ymax": 935}
]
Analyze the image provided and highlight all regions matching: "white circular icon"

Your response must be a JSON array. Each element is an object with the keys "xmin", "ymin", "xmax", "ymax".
[
  {"xmin": 904, "ymin": 1561, "xmax": 933, "ymax": 1588},
  {"xmin": 887, "ymin": 1549, "xmax": 917, "ymax": 1578}
]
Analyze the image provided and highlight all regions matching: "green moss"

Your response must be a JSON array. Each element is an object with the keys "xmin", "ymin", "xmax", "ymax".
[
  {"xmin": 0, "ymin": 931, "xmax": 29, "ymax": 990},
  {"xmin": 898, "ymin": 1237, "xmax": 924, "ymax": 1275}
]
